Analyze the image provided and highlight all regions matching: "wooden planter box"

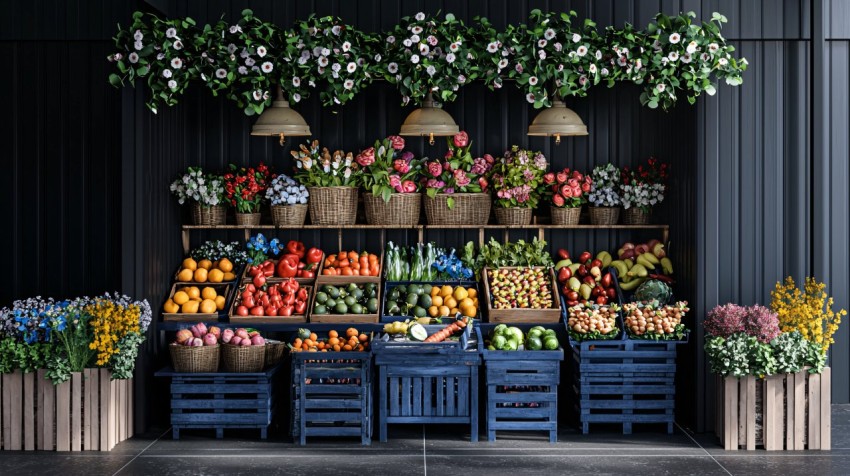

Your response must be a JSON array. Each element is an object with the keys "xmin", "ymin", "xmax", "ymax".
[
  {"xmin": 715, "ymin": 368, "xmax": 831, "ymax": 450},
  {"xmin": 1, "ymin": 369, "xmax": 133, "ymax": 451},
  {"xmin": 482, "ymin": 267, "xmax": 561, "ymax": 323}
]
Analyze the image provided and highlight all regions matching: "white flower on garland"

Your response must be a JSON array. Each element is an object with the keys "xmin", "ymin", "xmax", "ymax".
[
  {"xmin": 708, "ymin": 43, "xmax": 719, "ymax": 53},
  {"xmin": 681, "ymin": 53, "xmax": 692, "ymax": 64},
  {"xmin": 292, "ymin": 93, "xmax": 302, "ymax": 103},
  {"xmin": 388, "ymin": 62, "xmax": 398, "ymax": 73},
  {"xmin": 347, "ymin": 62, "xmax": 357, "ymax": 73},
  {"xmin": 261, "ymin": 62, "xmax": 273, "ymax": 73},
  {"xmin": 526, "ymin": 93, "xmax": 535, "ymax": 103},
  {"xmin": 162, "ymin": 69, "xmax": 172, "ymax": 78},
  {"xmin": 528, "ymin": 76, "xmax": 539, "ymax": 86},
  {"xmin": 387, "ymin": 35, "xmax": 396, "ymax": 44},
  {"xmin": 129, "ymin": 52, "xmax": 139, "ymax": 64},
  {"xmin": 318, "ymin": 56, "xmax": 329, "ymax": 67},
  {"xmin": 446, "ymin": 53, "xmax": 456, "ymax": 63},
  {"xmin": 572, "ymin": 33, "xmax": 581, "ymax": 43},
  {"xmin": 668, "ymin": 51, "xmax": 679, "ymax": 62},
  {"xmin": 133, "ymin": 30, "xmax": 143, "ymax": 41},
  {"xmin": 344, "ymin": 79, "xmax": 354, "ymax": 90},
  {"xmin": 544, "ymin": 28, "xmax": 556, "ymax": 40},
  {"xmin": 487, "ymin": 42, "xmax": 499, "ymax": 53},
  {"xmin": 656, "ymin": 83, "xmax": 666, "ymax": 92},
  {"xmin": 165, "ymin": 27, "xmax": 177, "ymax": 38},
  {"xmin": 498, "ymin": 58, "xmax": 508, "ymax": 69},
  {"xmin": 256, "ymin": 46, "xmax": 267, "ymax": 57},
  {"xmin": 170, "ymin": 57, "xmax": 183, "ymax": 69},
  {"xmin": 621, "ymin": 182, "xmax": 665, "ymax": 211},
  {"xmin": 718, "ymin": 57, "xmax": 729, "ymax": 66},
  {"xmin": 252, "ymin": 90, "xmax": 263, "ymax": 101},
  {"xmin": 173, "ymin": 40, "xmax": 183, "ymax": 50},
  {"xmin": 410, "ymin": 54, "xmax": 420, "ymax": 64},
  {"xmin": 576, "ymin": 45, "xmax": 588, "ymax": 57},
  {"xmin": 292, "ymin": 76, "xmax": 301, "ymax": 87},
  {"xmin": 332, "ymin": 25, "xmax": 341, "ymax": 35},
  {"xmin": 342, "ymin": 41, "xmax": 351, "ymax": 52},
  {"xmin": 215, "ymin": 68, "xmax": 227, "ymax": 78},
  {"xmin": 538, "ymin": 39, "xmax": 547, "ymax": 48},
  {"xmin": 168, "ymin": 80, "xmax": 177, "ymax": 90},
  {"xmin": 238, "ymin": 66, "xmax": 248, "ymax": 75},
  {"xmin": 687, "ymin": 41, "xmax": 698, "ymax": 54},
  {"xmin": 426, "ymin": 65, "xmax": 437, "ymax": 76},
  {"xmin": 415, "ymin": 12, "xmax": 425, "ymax": 21},
  {"xmin": 669, "ymin": 33, "xmax": 681, "ymax": 44}
]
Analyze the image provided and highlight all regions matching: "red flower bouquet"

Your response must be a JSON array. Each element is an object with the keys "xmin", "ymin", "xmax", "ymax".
[{"xmin": 223, "ymin": 163, "xmax": 272, "ymax": 213}]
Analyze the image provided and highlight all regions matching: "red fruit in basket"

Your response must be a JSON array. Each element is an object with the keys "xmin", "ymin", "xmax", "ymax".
[
  {"xmin": 245, "ymin": 284, "xmax": 257, "ymax": 293},
  {"xmin": 282, "ymin": 293, "xmax": 295, "ymax": 306},
  {"xmin": 596, "ymin": 295, "xmax": 608, "ymax": 305},
  {"xmin": 242, "ymin": 296, "xmax": 255, "ymax": 308},
  {"xmin": 235, "ymin": 306, "xmax": 249, "ymax": 317},
  {"xmin": 203, "ymin": 333, "xmax": 217, "ymax": 346},
  {"xmin": 582, "ymin": 275, "xmax": 596, "ymax": 286},
  {"xmin": 261, "ymin": 295, "xmax": 270, "ymax": 307},
  {"xmin": 297, "ymin": 288, "xmax": 308, "ymax": 301},
  {"xmin": 251, "ymin": 335, "xmax": 265, "ymax": 346},
  {"xmin": 263, "ymin": 260, "xmax": 275, "ymax": 277},
  {"xmin": 557, "ymin": 249, "xmax": 570, "ymax": 260},
  {"xmin": 191, "ymin": 337, "xmax": 203, "ymax": 347},
  {"xmin": 208, "ymin": 326, "xmax": 221, "ymax": 339},
  {"xmin": 601, "ymin": 272, "xmax": 613, "ymax": 288},
  {"xmin": 577, "ymin": 265, "xmax": 588, "ymax": 277},
  {"xmin": 236, "ymin": 328, "xmax": 249, "ymax": 339},
  {"xmin": 557, "ymin": 267, "xmax": 570, "ymax": 283},
  {"xmin": 240, "ymin": 337, "xmax": 252, "ymax": 346},
  {"xmin": 253, "ymin": 274, "xmax": 266, "ymax": 288},
  {"xmin": 250, "ymin": 306, "xmax": 264, "ymax": 316},
  {"xmin": 578, "ymin": 251, "xmax": 592, "ymax": 264},
  {"xmin": 241, "ymin": 290, "xmax": 253, "ymax": 301},
  {"xmin": 566, "ymin": 290, "xmax": 579, "ymax": 302},
  {"xmin": 591, "ymin": 259, "xmax": 603, "ymax": 269},
  {"xmin": 268, "ymin": 286, "xmax": 279, "ymax": 296},
  {"xmin": 593, "ymin": 285, "xmax": 606, "ymax": 297},
  {"xmin": 230, "ymin": 335, "xmax": 242, "ymax": 345},
  {"xmin": 306, "ymin": 247, "xmax": 323, "ymax": 264},
  {"xmin": 606, "ymin": 288, "xmax": 617, "ymax": 299},
  {"xmin": 283, "ymin": 278, "xmax": 299, "ymax": 293}
]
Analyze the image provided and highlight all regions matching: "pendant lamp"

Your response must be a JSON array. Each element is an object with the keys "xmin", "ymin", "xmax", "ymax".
[
  {"xmin": 399, "ymin": 91, "xmax": 459, "ymax": 145},
  {"xmin": 251, "ymin": 85, "xmax": 312, "ymax": 146},
  {"xmin": 527, "ymin": 97, "xmax": 588, "ymax": 144}
]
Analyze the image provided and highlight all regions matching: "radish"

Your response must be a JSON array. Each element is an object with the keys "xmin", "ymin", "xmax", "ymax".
[
  {"xmin": 196, "ymin": 323, "xmax": 208, "ymax": 336},
  {"xmin": 190, "ymin": 325, "xmax": 202, "ymax": 339},
  {"xmin": 239, "ymin": 337, "xmax": 251, "ymax": 346},
  {"xmin": 221, "ymin": 328, "xmax": 234, "ymax": 344}
]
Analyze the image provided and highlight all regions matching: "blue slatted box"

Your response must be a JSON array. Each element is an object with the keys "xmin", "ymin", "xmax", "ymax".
[{"xmin": 477, "ymin": 326, "xmax": 564, "ymax": 442}]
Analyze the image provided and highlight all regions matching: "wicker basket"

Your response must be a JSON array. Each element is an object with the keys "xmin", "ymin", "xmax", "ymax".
[
  {"xmin": 264, "ymin": 340, "xmax": 286, "ymax": 368},
  {"xmin": 271, "ymin": 204, "xmax": 308, "ymax": 226},
  {"xmin": 495, "ymin": 207, "xmax": 532, "ymax": 225},
  {"xmin": 589, "ymin": 206, "xmax": 621, "ymax": 225},
  {"xmin": 308, "ymin": 187, "xmax": 358, "ymax": 225},
  {"xmin": 551, "ymin": 206, "xmax": 581, "ymax": 225},
  {"xmin": 221, "ymin": 344, "xmax": 266, "ymax": 373},
  {"xmin": 622, "ymin": 207, "xmax": 650, "ymax": 225},
  {"xmin": 191, "ymin": 203, "xmax": 227, "ymax": 226},
  {"xmin": 363, "ymin": 192, "xmax": 421, "ymax": 225},
  {"xmin": 235, "ymin": 212, "xmax": 262, "ymax": 226},
  {"xmin": 423, "ymin": 193, "xmax": 491, "ymax": 225},
  {"xmin": 169, "ymin": 344, "xmax": 220, "ymax": 373}
]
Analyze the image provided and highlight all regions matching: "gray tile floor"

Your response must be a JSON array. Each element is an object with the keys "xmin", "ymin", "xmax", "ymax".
[{"xmin": 4, "ymin": 406, "xmax": 850, "ymax": 475}]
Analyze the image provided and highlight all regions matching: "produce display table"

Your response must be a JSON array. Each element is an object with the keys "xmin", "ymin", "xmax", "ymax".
[
  {"xmin": 477, "ymin": 326, "xmax": 564, "ymax": 442},
  {"xmin": 290, "ymin": 351, "xmax": 372, "ymax": 445},
  {"xmin": 373, "ymin": 333, "xmax": 480, "ymax": 442},
  {"xmin": 155, "ymin": 364, "xmax": 281, "ymax": 439},
  {"xmin": 570, "ymin": 339, "xmax": 683, "ymax": 434}
]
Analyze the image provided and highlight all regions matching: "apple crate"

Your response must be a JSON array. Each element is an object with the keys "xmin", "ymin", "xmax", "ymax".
[
  {"xmin": 380, "ymin": 281, "xmax": 481, "ymax": 323},
  {"xmin": 162, "ymin": 283, "xmax": 234, "ymax": 322},
  {"xmin": 290, "ymin": 350, "xmax": 372, "ymax": 445},
  {"xmin": 308, "ymin": 282, "xmax": 381, "ymax": 324},
  {"xmin": 227, "ymin": 282, "xmax": 311, "ymax": 325},
  {"xmin": 482, "ymin": 267, "xmax": 561, "ymax": 324},
  {"xmin": 476, "ymin": 326, "xmax": 564, "ymax": 442}
]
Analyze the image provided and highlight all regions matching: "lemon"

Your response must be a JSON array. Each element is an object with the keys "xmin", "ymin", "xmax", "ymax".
[
  {"xmin": 177, "ymin": 269, "xmax": 193, "ymax": 282},
  {"xmin": 199, "ymin": 299, "xmax": 217, "ymax": 314},
  {"xmin": 193, "ymin": 268, "xmax": 208, "ymax": 283},
  {"xmin": 432, "ymin": 296, "xmax": 443, "ymax": 307},
  {"xmin": 201, "ymin": 287, "xmax": 217, "ymax": 300},
  {"xmin": 467, "ymin": 288, "xmax": 478, "ymax": 298},
  {"xmin": 440, "ymin": 285, "xmax": 453, "ymax": 298},
  {"xmin": 214, "ymin": 295, "xmax": 226, "ymax": 311},
  {"xmin": 197, "ymin": 259, "xmax": 213, "ymax": 270},
  {"xmin": 182, "ymin": 258, "xmax": 197, "ymax": 271},
  {"xmin": 181, "ymin": 300, "xmax": 200, "ymax": 313},
  {"xmin": 208, "ymin": 269, "xmax": 224, "ymax": 283},
  {"xmin": 163, "ymin": 299, "xmax": 179, "ymax": 313},
  {"xmin": 186, "ymin": 287, "xmax": 201, "ymax": 300},
  {"xmin": 172, "ymin": 291, "xmax": 189, "ymax": 306},
  {"xmin": 223, "ymin": 272, "xmax": 236, "ymax": 281},
  {"xmin": 453, "ymin": 287, "xmax": 468, "ymax": 301}
]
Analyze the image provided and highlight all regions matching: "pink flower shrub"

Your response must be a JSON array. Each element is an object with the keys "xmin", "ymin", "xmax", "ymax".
[{"xmin": 704, "ymin": 303, "xmax": 746, "ymax": 338}]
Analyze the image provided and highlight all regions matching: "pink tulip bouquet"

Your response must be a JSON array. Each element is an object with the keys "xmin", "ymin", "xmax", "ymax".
[
  {"xmin": 423, "ymin": 131, "xmax": 494, "ymax": 209},
  {"xmin": 358, "ymin": 135, "xmax": 423, "ymax": 202}
]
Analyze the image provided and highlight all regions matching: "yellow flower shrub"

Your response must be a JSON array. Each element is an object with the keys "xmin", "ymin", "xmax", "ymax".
[
  {"xmin": 85, "ymin": 299, "xmax": 141, "ymax": 366},
  {"xmin": 771, "ymin": 276, "xmax": 846, "ymax": 354}
]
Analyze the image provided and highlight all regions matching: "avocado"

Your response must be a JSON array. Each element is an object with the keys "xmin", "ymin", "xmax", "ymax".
[
  {"xmin": 396, "ymin": 285, "xmax": 407, "ymax": 295},
  {"xmin": 405, "ymin": 293, "xmax": 420, "ymax": 307},
  {"xmin": 315, "ymin": 292, "xmax": 328, "ymax": 305},
  {"xmin": 422, "ymin": 284, "xmax": 433, "ymax": 294},
  {"xmin": 326, "ymin": 286, "xmax": 340, "ymax": 299},
  {"xmin": 325, "ymin": 298, "xmax": 337, "ymax": 309},
  {"xmin": 350, "ymin": 303, "xmax": 364, "ymax": 314},
  {"xmin": 413, "ymin": 306, "xmax": 427, "ymax": 318},
  {"xmin": 313, "ymin": 304, "xmax": 327, "ymax": 315},
  {"xmin": 334, "ymin": 302, "xmax": 348, "ymax": 314},
  {"xmin": 389, "ymin": 289, "xmax": 400, "ymax": 302},
  {"xmin": 344, "ymin": 296, "xmax": 356, "ymax": 307},
  {"xmin": 386, "ymin": 300, "xmax": 400, "ymax": 315},
  {"xmin": 352, "ymin": 288, "xmax": 364, "ymax": 300},
  {"xmin": 367, "ymin": 298, "xmax": 378, "ymax": 313}
]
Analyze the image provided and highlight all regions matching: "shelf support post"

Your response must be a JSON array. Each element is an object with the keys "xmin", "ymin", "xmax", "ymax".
[{"xmin": 181, "ymin": 229, "xmax": 190, "ymax": 255}]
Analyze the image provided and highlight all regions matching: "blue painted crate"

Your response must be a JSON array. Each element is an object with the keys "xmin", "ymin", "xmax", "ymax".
[
  {"xmin": 561, "ymin": 296, "xmax": 626, "ymax": 348},
  {"xmin": 381, "ymin": 281, "xmax": 480, "ymax": 323},
  {"xmin": 290, "ymin": 350, "xmax": 372, "ymax": 445},
  {"xmin": 375, "ymin": 350, "xmax": 480, "ymax": 442},
  {"xmin": 154, "ymin": 364, "xmax": 281, "ymax": 440},
  {"xmin": 571, "ymin": 339, "xmax": 683, "ymax": 375},
  {"xmin": 476, "ymin": 327, "xmax": 564, "ymax": 442},
  {"xmin": 573, "ymin": 373, "xmax": 677, "ymax": 435},
  {"xmin": 371, "ymin": 321, "xmax": 473, "ymax": 354}
]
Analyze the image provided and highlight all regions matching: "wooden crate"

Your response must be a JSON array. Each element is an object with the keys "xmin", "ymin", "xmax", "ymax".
[
  {"xmin": 174, "ymin": 263, "xmax": 245, "ymax": 284},
  {"xmin": 482, "ymin": 267, "xmax": 561, "ymax": 323},
  {"xmin": 240, "ymin": 255, "xmax": 323, "ymax": 286},
  {"xmin": 714, "ymin": 368, "xmax": 832, "ymax": 451},
  {"xmin": 227, "ymin": 282, "xmax": 311, "ymax": 324},
  {"xmin": 381, "ymin": 281, "xmax": 481, "ymax": 323},
  {"xmin": 162, "ymin": 282, "xmax": 234, "ymax": 322},
  {"xmin": 477, "ymin": 327, "xmax": 564, "ymax": 442},
  {"xmin": 571, "ymin": 340, "xmax": 678, "ymax": 375},
  {"xmin": 316, "ymin": 252, "xmax": 383, "ymax": 286},
  {"xmin": 154, "ymin": 365, "xmax": 281, "ymax": 440},
  {"xmin": 374, "ymin": 349, "xmax": 480, "ymax": 442},
  {"xmin": 1, "ymin": 369, "xmax": 133, "ymax": 451},
  {"xmin": 308, "ymin": 282, "xmax": 381, "ymax": 324},
  {"xmin": 371, "ymin": 323, "xmax": 472, "ymax": 354},
  {"xmin": 290, "ymin": 351, "xmax": 372, "ymax": 445}
]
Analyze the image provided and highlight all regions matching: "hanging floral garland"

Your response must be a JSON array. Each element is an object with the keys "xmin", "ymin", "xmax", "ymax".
[{"xmin": 108, "ymin": 9, "xmax": 747, "ymax": 114}]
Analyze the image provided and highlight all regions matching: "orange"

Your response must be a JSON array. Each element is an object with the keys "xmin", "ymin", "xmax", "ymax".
[
  {"xmin": 460, "ymin": 303, "xmax": 477, "ymax": 318},
  {"xmin": 453, "ymin": 287, "xmax": 468, "ymax": 301},
  {"xmin": 343, "ymin": 344, "xmax": 352, "ymax": 351},
  {"xmin": 328, "ymin": 330, "xmax": 339, "ymax": 339},
  {"xmin": 430, "ymin": 286, "xmax": 440, "ymax": 297},
  {"xmin": 333, "ymin": 344, "xmax": 341, "ymax": 352},
  {"xmin": 163, "ymin": 299, "xmax": 179, "ymax": 313},
  {"xmin": 467, "ymin": 288, "xmax": 477, "ymax": 298},
  {"xmin": 309, "ymin": 333, "xmax": 318, "ymax": 342},
  {"xmin": 198, "ymin": 259, "xmax": 213, "ymax": 270},
  {"xmin": 186, "ymin": 287, "xmax": 201, "ymax": 300},
  {"xmin": 214, "ymin": 295, "xmax": 226, "ymax": 311},
  {"xmin": 199, "ymin": 299, "xmax": 217, "ymax": 314},
  {"xmin": 440, "ymin": 285, "xmax": 453, "ymax": 298},
  {"xmin": 208, "ymin": 269, "xmax": 224, "ymax": 283},
  {"xmin": 358, "ymin": 334, "xmax": 368, "ymax": 343},
  {"xmin": 177, "ymin": 269, "xmax": 194, "ymax": 282},
  {"xmin": 218, "ymin": 258, "xmax": 234, "ymax": 273},
  {"xmin": 201, "ymin": 287, "xmax": 218, "ymax": 300},
  {"xmin": 346, "ymin": 328, "xmax": 358, "ymax": 338},
  {"xmin": 428, "ymin": 306, "xmax": 439, "ymax": 317},
  {"xmin": 431, "ymin": 296, "xmax": 443, "ymax": 307},
  {"xmin": 182, "ymin": 258, "xmax": 197, "ymax": 271},
  {"xmin": 193, "ymin": 268, "xmax": 208, "ymax": 283},
  {"xmin": 181, "ymin": 300, "xmax": 200, "ymax": 314},
  {"xmin": 438, "ymin": 305, "xmax": 450, "ymax": 317},
  {"xmin": 460, "ymin": 297, "xmax": 474, "ymax": 308},
  {"xmin": 328, "ymin": 337, "xmax": 340, "ymax": 346},
  {"xmin": 444, "ymin": 297, "xmax": 457, "ymax": 310},
  {"xmin": 450, "ymin": 308, "xmax": 459, "ymax": 315},
  {"xmin": 172, "ymin": 291, "xmax": 190, "ymax": 306},
  {"xmin": 223, "ymin": 272, "xmax": 236, "ymax": 281}
]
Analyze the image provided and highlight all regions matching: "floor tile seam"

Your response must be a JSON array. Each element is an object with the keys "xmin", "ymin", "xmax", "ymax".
[
  {"xmin": 111, "ymin": 426, "xmax": 172, "ymax": 476},
  {"xmin": 676, "ymin": 422, "xmax": 734, "ymax": 476}
]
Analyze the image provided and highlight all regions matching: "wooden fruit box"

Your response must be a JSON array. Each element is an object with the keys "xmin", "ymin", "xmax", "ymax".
[
  {"xmin": 162, "ymin": 283, "xmax": 234, "ymax": 322},
  {"xmin": 482, "ymin": 267, "xmax": 561, "ymax": 323},
  {"xmin": 380, "ymin": 281, "xmax": 482, "ymax": 323},
  {"xmin": 240, "ymin": 254, "xmax": 323, "ymax": 286},
  {"xmin": 173, "ymin": 263, "xmax": 244, "ymax": 285},
  {"xmin": 308, "ymin": 283, "xmax": 381, "ymax": 324},
  {"xmin": 315, "ymin": 252, "xmax": 383, "ymax": 286},
  {"xmin": 226, "ymin": 282, "xmax": 311, "ymax": 324}
]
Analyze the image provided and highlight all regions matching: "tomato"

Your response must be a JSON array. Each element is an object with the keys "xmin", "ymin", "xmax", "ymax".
[
  {"xmin": 338, "ymin": 259, "xmax": 350, "ymax": 268},
  {"xmin": 596, "ymin": 295, "xmax": 608, "ymax": 305},
  {"xmin": 242, "ymin": 296, "xmax": 255, "ymax": 308},
  {"xmin": 253, "ymin": 275, "xmax": 266, "ymax": 288},
  {"xmin": 241, "ymin": 291, "xmax": 253, "ymax": 301},
  {"xmin": 245, "ymin": 284, "xmax": 256, "ymax": 293},
  {"xmin": 347, "ymin": 251, "xmax": 358, "ymax": 261},
  {"xmin": 342, "ymin": 267, "xmax": 353, "ymax": 276},
  {"xmin": 236, "ymin": 306, "xmax": 249, "ymax": 316},
  {"xmin": 295, "ymin": 301, "xmax": 306, "ymax": 314},
  {"xmin": 337, "ymin": 252, "xmax": 347, "ymax": 261},
  {"xmin": 250, "ymin": 306, "xmax": 264, "ymax": 316}
]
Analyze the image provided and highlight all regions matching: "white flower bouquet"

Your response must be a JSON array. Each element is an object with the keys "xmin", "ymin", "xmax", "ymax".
[
  {"xmin": 587, "ymin": 163, "xmax": 622, "ymax": 207},
  {"xmin": 266, "ymin": 174, "xmax": 309, "ymax": 206},
  {"xmin": 170, "ymin": 167, "xmax": 224, "ymax": 207}
]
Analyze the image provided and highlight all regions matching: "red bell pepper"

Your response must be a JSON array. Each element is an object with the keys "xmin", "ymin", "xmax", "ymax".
[
  {"xmin": 279, "ymin": 305, "xmax": 293, "ymax": 317},
  {"xmin": 297, "ymin": 270, "xmax": 314, "ymax": 279},
  {"xmin": 297, "ymin": 288, "xmax": 308, "ymax": 301},
  {"xmin": 282, "ymin": 278, "xmax": 299, "ymax": 293},
  {"xmin": 294, "ymin": 301, "xmax": 307, "ymax": 314},
  {"xmin": 305, "ymin": 247, "xmax": 323, "ymax": 264},
  {"xmin": 277, "ymin": 256, "xmax": 299, "ymax": 278},
  {"xmin": 286, "ymin": 241, "xmax": 306, "ymax": 260},
  {"xmin": 282, "ymin": 292, "xmax": 295, "ymax": 306}
]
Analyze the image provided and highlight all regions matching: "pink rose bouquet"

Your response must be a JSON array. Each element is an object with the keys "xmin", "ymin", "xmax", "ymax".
[
  {"xmin": 549, "ymin": 167, "xmax": 592, "ymax": 208},
  {"xmin": 423, "ymin": 131, "xmax": 494, "ymax": 209},
  {"xmin": 491, "ymin": 146, "xmax": 549, "ymax": 209},
  {"xmin": 359, "ymin": 136, "xmax": 422, "ymax": 202}
]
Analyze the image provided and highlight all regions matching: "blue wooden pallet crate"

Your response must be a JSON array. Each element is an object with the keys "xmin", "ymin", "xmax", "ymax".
[
  {"xmin": 290, "ymin": 350, "xmax": 372, "ymax": 445},
  {"xmin": 477, "ymin": 327, "xmax": 564, "ymax": 442},
  {"xmin": 573, "ymin": 372, "xmax": 677, "ymax": 435},
  {"xmin": 571, "ymin": 339, "xmax": 681, "ymax": 375},
  {"xmin": 154, "ymin": 364, "xmax": 280, "ymax": 440},
  {"xmin": 374, "ymin": 338, "xmax": 480, "ymax": 442}
]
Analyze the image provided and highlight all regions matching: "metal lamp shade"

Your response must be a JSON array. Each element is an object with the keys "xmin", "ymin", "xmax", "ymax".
[
  {"xmin": 399, "ymin": 92, "xmax": 459, "ymax": 137},
  {"xmin": 527, "ymin": 99, "xmax": 588, "ymax": 138},
  {"xmin": 250, "ymin": 86, "xmax": 311, "ymax": 141}
]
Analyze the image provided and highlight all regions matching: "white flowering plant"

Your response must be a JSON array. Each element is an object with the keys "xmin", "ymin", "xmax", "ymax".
[
  {"xmin": 108, "ymin": 13, "xmax": 197, "ymax": 113},
  {"xmin": 169, "ymin": 166, "xmax": 225, "ymax": 207},
  {"xmin": 266, "ymin": 173, "xmax": 309, "ymax": 206},
  {"xmin": 587, "ymin": 163, "xmax": 622, "ymax": 207},
  {"xmin": 295, "ymin": 15, "xmax": 375, "ymax": 106},
  {"xmin": 291, "ymin": 140, "xmax": 359, "ymax": 187},
  {"xmin": 639, "ymin": 12, "xmax": 747, "ymax": 110},
  {"xmin": 381, "ymin": 12, "xmax": 479, "ymax": 105},
  {"xmin": 620, "ymin": 157, "xmax": 668, "ymax": 212}
]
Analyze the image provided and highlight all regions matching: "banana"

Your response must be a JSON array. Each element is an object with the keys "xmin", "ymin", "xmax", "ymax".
[
  {"xmin": 661, "ymin": 257, "xmax": 674, "ymax": 274},
  {"xmin": 640, "ymin": 252, "xmax": 660, "ymax": 265},
  {"xmin": 610, "ymin": 260, "xmax": 629, "ymax": 278},
  {"xmin": 636, "ymin": 254, "xmax": 656, "ymax": 270},
  {"xmin": 627, "ymin": 263, "xmax": 648, "ymax": 278},
  {"xmin": 596, "ymin": 251, "xmax": 613, "ymax": 268},
  {"xmin": 624, "ymin": 258, "xmax": 635, "ymax": 270},
  {"xmin": 619, "ymin": 276, "xmax": 646, "ymax": 291}
]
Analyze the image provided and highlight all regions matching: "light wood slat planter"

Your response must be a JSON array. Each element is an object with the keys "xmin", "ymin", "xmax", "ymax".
[
  {"xmin": 715, "ymin": 368, "xmax": 831, "ymax": 450},
  {"xmin": 0, "ymin": 369, "xmax": 133, "ymax": 451}
]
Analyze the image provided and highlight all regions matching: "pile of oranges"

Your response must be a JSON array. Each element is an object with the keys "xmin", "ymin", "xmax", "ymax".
[
  {"xmin": 428, "ymin": 285, "xmax": 478, "ymax": 319},
  {"xmin": 291, "ymin": 328, "xmax": 370, "ymax": 352},
  {"xmin": 164, "ymin": 286, "xmax": 226, "ymax": 314},
  {"xmin": 321, "ymin": 251, "xmax": 380, "ymax": 277},
  {"xmin": 177, "ymin": 257, "xmax": 237, "ymax": 283}
]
